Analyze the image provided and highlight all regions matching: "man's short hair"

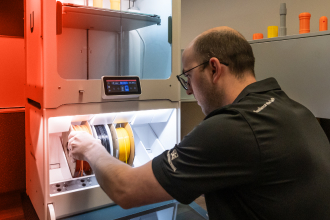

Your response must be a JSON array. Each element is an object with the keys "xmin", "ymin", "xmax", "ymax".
[{"xmin": 193, "ymin": 29, "xmax": 255, "ymax": 78}]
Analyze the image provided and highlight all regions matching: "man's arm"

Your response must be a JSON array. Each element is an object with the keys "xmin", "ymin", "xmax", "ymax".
[{"xmin": 68, "ymin": 131, "xmax": 173, "ymax": 209}]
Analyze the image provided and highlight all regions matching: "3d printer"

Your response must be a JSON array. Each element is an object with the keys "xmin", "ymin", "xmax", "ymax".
[{"xmin": 25, "ymin": 0, "xmax": 182, "ymax": 219}]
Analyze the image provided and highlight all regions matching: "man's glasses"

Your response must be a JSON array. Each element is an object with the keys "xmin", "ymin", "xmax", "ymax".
[{"xmin": 177, "ymin": 61, "xmax": 229, "ymax": 90}]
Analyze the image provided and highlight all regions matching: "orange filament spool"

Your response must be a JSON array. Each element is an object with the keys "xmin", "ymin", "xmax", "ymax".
[
  {"xmin": 116, "ymin": 127, "xmax": 131, "ymax": 164},
  {"xmin": 72, "ymin": 123, "xmax": 92, "ymax": 176}
]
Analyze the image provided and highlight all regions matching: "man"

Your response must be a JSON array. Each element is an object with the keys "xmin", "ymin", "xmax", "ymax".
[{"xmin": 69, "ymin": 27, "xmax": 330, "ymax": 219}]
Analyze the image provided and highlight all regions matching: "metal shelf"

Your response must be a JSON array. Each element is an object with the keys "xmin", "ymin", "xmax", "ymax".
[
  {"xmin": 62, "ymin": 4, "xmax": 161, "ymax": 32},
  {"xmin": 249, "ymin": 30, "xmax": 330, "ymax": 44}
]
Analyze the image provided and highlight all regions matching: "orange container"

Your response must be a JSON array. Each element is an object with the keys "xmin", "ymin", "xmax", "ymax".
[
  {"xmin": 319, "ymin": 16, "xmax": 328, "ymax": 31},
  {"xmin": 110, "ymin": 0, "xmax": 120, "ymax": 10},
  {"xmin": 299, "ymin": 12, "xmax": 311, "ymax": 34},
  {"xmin": 253, "ymin": 33, "xmax": 263, "ymax": 40},
  {"xmin": 93, "ymin": 0, "xmax": 103, "ymax": 8}
]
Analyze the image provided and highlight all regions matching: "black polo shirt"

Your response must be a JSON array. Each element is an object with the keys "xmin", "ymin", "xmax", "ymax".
[{"xmin": 152, "ymin": 78, "xmax": 330, "ymax": 220}]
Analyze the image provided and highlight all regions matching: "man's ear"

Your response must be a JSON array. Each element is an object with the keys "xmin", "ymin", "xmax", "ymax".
[{"xmin": 209, "ymin": 57, "xmax": 222, "ymax": 84}]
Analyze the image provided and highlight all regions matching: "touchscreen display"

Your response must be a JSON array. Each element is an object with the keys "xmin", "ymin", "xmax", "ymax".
[{"xmin": 103, "ymin": 76, "xmax": 141, "ymax": 96}]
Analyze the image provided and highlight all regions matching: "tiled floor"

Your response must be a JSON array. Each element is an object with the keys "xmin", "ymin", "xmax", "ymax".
[
  {"xmin": 0, "ymin": 191, "xmax": 38, "ymax": 220},
  {"xmin": 0, "ymin": 192, "xmax": 24, "ymax": 220}
]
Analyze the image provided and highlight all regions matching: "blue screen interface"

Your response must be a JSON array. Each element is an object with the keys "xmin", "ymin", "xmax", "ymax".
[{"xmin": 106, "ymin": 80, "xmax": 139, "ymax": 93}]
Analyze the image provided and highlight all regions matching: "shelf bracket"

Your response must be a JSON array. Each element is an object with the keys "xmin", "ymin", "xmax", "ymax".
[
  {"xmin": 56, "ymin": 1, "xmax": 63, "ymax": 35},
  {"xmin": 168, "ymin": 16, "xmax": 172, "ymax": 44}
]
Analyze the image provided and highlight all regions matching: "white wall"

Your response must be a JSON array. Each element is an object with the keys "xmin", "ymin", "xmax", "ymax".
[
  {"xmin": 180, "ymin": 0, "xmax": 330, "ymax": 129},
  {"xmin": 181, "ymin": 0, "xmax": 330, "ymax": 49}
]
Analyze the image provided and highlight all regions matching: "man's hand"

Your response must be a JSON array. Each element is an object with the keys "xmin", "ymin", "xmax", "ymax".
[
  {"xmin": 68, "ymin": 131, "xmax": 105, "ymax": 163},
  {"xmin": 67, "ymin": 130, "xmax": 173, "ymax": 209}
]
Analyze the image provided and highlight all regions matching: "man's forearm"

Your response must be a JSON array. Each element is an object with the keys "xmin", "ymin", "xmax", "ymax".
[
  {"xmin": 69, "ymin": 134, "xmax": 172, "ymax": 209},
  {"xmin": 85, "ymin": 145, "xmax": 132, "ymax": 206}
]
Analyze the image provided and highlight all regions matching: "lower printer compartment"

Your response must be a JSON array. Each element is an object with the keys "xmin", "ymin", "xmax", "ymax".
[{"xmin": 48, "ymin": 108, "xmax": 177, "ymax": 196}]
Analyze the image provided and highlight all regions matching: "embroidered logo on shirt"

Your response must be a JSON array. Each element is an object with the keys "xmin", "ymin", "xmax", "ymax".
[
  {"xmin": 171, "ymin": 149, "xmax": 178, "ymax": 160},
  {"xmin": 253, "ymin": 98, "xmax": 275, "ymax": 113},
  {"xmin": 167, "ymin": 149, "xmax": 178, "ymax": 172}
]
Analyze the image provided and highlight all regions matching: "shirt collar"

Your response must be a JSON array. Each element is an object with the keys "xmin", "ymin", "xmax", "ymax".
[
  {"xmin": 233, "ymin": 77, "xmax": 281, "ymax": 104},
  {"xmin": 204, "ymin": 77, "xmax": 281, "ymax": 120}
]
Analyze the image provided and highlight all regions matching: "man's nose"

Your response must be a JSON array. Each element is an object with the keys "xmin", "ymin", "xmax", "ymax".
[{"xmin": 186, "ymin": 84, "xmax": 193, "ymax": 95}]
